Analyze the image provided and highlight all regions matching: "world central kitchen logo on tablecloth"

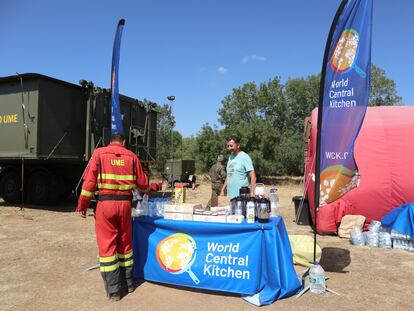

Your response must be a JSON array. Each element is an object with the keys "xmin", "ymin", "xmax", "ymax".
[
  {"xmin": 156, "ymin": 233, "xmax": 200, "ymax": 284},
  {"xmin": 156, "ymin": 233, "xmax": 251, "ymax": 285}
]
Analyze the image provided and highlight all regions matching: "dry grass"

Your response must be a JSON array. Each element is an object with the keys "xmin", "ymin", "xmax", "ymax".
[{"xmin": 0, "ymin": 179, "xmax": 413, "ymax": 310}]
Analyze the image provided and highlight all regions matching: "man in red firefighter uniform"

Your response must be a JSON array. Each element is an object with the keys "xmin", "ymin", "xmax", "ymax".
[{"xmin": 76, "ymin": 132, "xmax": 148, "ymax": 301}]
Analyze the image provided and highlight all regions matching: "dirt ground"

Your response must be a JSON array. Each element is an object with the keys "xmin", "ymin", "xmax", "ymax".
[{"xmin": 1, "ymin": 177, "xmax": 413, "ymax": 311}]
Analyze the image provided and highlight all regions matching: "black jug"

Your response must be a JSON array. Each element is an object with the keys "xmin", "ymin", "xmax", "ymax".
[
  {"xmin": 257, "ymin": 197, "xmax": 270, "ymax": 223},
  {"xmin": 239, "ymin": 186, "xmax": 250, "ymax": 200}
]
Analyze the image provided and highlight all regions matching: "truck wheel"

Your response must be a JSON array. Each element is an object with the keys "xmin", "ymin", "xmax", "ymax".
[
  {"xmin": 27, "ymin": 171, "xmax": 59, "ymax": 205},
  {"xmin": 56, "ymin": 176, "xmax": 71, "ymax": 200},
  {"xmin": 0, "ymin": 170, "xmax": 22, "ymax": 204}
]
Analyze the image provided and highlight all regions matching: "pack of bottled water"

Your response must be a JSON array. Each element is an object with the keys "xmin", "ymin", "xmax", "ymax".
[
  {"xmin": 155, "ymin": 198, "xmax": 170, "ymax": 217},
  {"xmin": 350, "ymin": 221, "xmax": 388, "ymax": 248},
  {"xmin": 350, "ymin": 227, "xmax": 365, "ymax": 246},
  {"xmin": 349, "ymin": 220, "xmax": 414, "ymax": 252},
  {"xmin": 364, "ymin": 231, "xmax": 379, "ymax": 247},
  {"xmin": 378, "ymin": 227, "xmax": 392, "ymax": 249},
  {"xmin": 132, "ymin": 196, "xmax": 172, "ymax": 218},
  {"xmin": 368, "ymin": 220, "xmax": 381, "ymax": 233},
  {"xmin": 362, "ymin": 220, "xmax": 383, "ymax": 248},
  {"xmin": 132, "ymin": 194, "xmax": 146, "ymax": 217},
  {"xmin": 391, "ymin": 229, "xmax": 414, "ymax": 252}
]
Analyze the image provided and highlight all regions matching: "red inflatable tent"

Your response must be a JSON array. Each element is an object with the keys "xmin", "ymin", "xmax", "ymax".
[{"xmin": 305, "ymin": 106, "xmax": 414, "ymax": 234}]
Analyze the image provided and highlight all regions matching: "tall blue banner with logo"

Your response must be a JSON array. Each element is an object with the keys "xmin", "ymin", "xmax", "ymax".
[
  {"xmin": 318, "ymin": 0, "xmax": 372, "ymax": 205},
  {"xmin": 110, "ymin": 19, "xmax": 125, "ymax": 135}
]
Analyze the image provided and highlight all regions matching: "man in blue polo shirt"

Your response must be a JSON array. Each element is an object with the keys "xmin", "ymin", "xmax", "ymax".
[{"xmin": 220, "ymin": 135, "xmax": 256, "ymax": 197}]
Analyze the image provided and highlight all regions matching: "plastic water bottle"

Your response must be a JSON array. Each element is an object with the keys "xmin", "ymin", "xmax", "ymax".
[
  {"xmin": 132, "ymin": 199, "xmax": 142, "ymax": 217},
  {"xmin": 235, "ymin": 197, "xmax": 243, "ymax": 216},
  {"xmin": 142, "ymin": 194, "xmax": 149, "ymax": 216},
  {"xmin": 309, "ymin": 262, "xmax": 326, "ymax": 294},
  {"xmin": 269, "ymin": 188, "xmax": 280, "ymax": 217},
  {"xmin": 152, "ymin": 199, "xmax": 158, "ymax": 216},
  {"xmin": 155, "ymin": 199, "xmax": 162, "ymax": 217},
  {"xmin": 148, "ymin": 199, "xmax": 156, "ymax": 217},
  {"xmin": 155, "ymin": 198, "xmax": 165, "ymax": 217}
]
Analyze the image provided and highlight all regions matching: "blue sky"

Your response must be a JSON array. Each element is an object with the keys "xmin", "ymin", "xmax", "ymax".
[{"xmin": 1, "ymin": 0, "xmax": 413, "ymax": 136}]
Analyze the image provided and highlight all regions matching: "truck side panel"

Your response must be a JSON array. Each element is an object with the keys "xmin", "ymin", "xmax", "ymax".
[
  {"xmin": 38, "ymin": 79, "xmax": 86, "ymax": 159},
  {"xmin": 0, "ymin": 79, "xmax": 39, "ymax": 158}
]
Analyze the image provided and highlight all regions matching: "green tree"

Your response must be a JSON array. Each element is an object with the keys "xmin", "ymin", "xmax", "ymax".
[
  {"xmin": 175, "ymin": 136, "xmax": 197, "ymax": 160},
  {"xmin": 369, "ymin": 64, "xmax": 402, "ymax": 106},
  {"xmin": 195, "ymin": 124, "xmax": 224, "ymax": 172},
  {"xmin": 218, "ymin": 78, "xmax": 290, "ymax": 176},
  {"xmin": 284, "ymin": 74, "xmax": 320, "ymax": 133}
]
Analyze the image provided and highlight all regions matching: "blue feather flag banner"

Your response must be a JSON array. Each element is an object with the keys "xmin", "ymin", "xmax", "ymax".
[
  {"xmin": 318, "ymin": 0, "xmax": 372, "ymax": 205},
  {"xmin": 110, "ymin": 19, "xmax": 125, "ymax": 135}
]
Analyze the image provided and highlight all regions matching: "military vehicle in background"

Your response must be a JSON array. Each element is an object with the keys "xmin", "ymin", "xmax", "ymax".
[
  {"xmin": 163, "ymin": 159, "xmax": 196, "ymax": 188},
  {"xmin": 0, "ymin": 73, "xmax": 158, "ymax": 205}
]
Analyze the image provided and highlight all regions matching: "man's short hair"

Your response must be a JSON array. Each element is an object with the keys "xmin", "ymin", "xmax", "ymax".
[
  {"xmin": 217, "ymin": 154, "xmax": 224, "ymax": 162},
  {"xmin": 226, "ymin": 135, "xmax": 240, "ymax": 144},
  {"xmin": 111, "ymin": 132, "xmax": 126, "ymax": 142}
]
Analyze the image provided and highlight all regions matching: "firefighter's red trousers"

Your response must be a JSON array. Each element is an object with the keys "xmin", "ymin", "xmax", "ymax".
[{"xmin": 95, "ymin": 200, "xmax": 133, "ymax": 295}]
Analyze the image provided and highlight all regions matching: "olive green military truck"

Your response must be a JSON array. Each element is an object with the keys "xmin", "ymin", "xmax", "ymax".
[{"xmin": 0, "ymin": 73, "xmax": 157, "ymax": 205}]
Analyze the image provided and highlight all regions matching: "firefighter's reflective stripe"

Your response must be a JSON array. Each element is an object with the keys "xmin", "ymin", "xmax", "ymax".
[
  {"xmin": 118, "ymin": 252, "xmax": 133, "ymax": 259},
  {"xmin": 81, "ymin": 189, "xmax": 94, "ymax": 197},
  {"xmin": 100, "ymin": 262, "xmax": 120, "ymax": 272},
  {"xmin": 100, "ymin": 255, "xmax": 119, "ymax": 272},
  {"xmin": 119, "ymin": 259, "xmax": 133, "ymax": 267},
  {"xmin": 100, "ymin": 254, "xmax": 117, "ymax": 263},
  {"xmin": 97, "ymin": 183, "xmax": 135, "ymax": 190},
  {"xmin": 118, "ymin": 251, "xmax": 133, "ymax": 267},
  {"xmin": 99, "ymin": 174, "xmax": 136, "ymax": 181}
]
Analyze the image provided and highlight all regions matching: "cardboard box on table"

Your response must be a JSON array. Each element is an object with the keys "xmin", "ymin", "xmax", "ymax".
[
  {"xmin": 193, "ymin": 214, "xmax": 227, "ymax": 223},
  {"xmin": 164, "ymin": 203, "xmax": 201, "ymax": 222},
  {"xmin": 164, "ymin": 212, "xmax": 193, "ymax": 221},
  {"xmin": 210, "ymin": 206, "xmax": 232, "ymax": 214},
  {"xmin": 164, "ymin": 203, "xmax": 201, "ymax": 214},
  {"xmin": 226, "ymin": 215, "xmax": 244, "ymax": 224}
]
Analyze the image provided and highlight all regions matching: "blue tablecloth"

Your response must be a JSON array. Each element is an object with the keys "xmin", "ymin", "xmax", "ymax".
[{"xmin": 132, "ymin": 216, "xmax": 301, "ymax": 306}]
